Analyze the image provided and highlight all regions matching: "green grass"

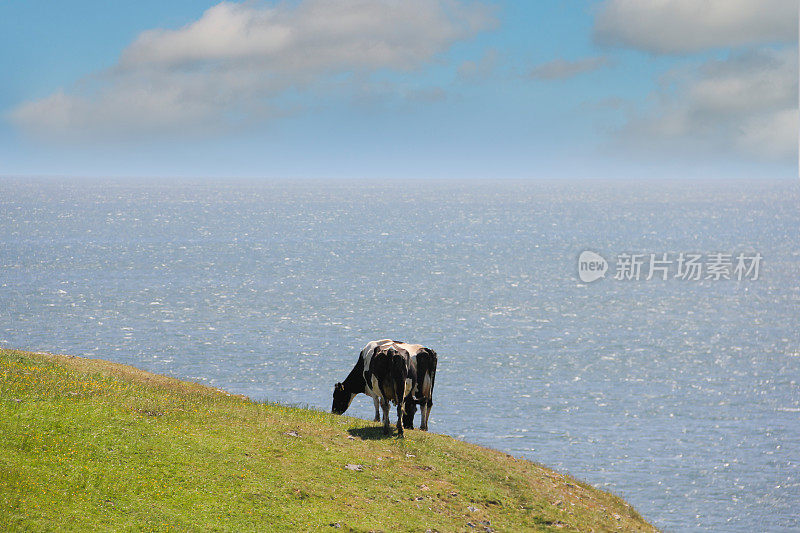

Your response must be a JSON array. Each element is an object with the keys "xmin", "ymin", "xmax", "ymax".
[{"xmin": 0, "ymin": 348, "xmax": 657, "ymax": 532}]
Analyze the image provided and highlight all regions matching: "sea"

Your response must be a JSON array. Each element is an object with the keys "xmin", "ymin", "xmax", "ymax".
[{"xmin": 1, "ymin": 177, "xmax": 798, "ymax": 532}]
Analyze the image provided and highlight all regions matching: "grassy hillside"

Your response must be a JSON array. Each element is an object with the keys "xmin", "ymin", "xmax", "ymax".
[{"xmin": 0, "ymin": 348, "xmax": 657, "ymax": 532}]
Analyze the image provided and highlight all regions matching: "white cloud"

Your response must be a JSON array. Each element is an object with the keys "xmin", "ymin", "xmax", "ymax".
[
  {"xmin": 457, "ymin": 48, "xmax": 498, "ymax": 80},
  {"xmin": 12, "ymin": 76, "xmax": 229, "ymax": 137},
  {"xmin": 594, "ymin": 0, "xmax": 797, "ymax": 54},
  {"xmin": 11, "ymin": 0, "xmax": 496, "ymax": 139},
  {"xmin": 122, "ymin": 1, "xmax": 492, "ymax": 72},
  {"xmin": 527, "ymin": 56, "xmax": 610, "ymax": 80},
  {"xmin": 737, "ymin": 107, "xmax": 798, "ymax": 160},
  {"xmin": 620, "ymin": 47, "xmax": 798, "ymax": 160}
]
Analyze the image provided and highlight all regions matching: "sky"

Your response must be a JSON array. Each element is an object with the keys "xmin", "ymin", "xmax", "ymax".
[{"xmin": 1, "ymin": 0, "xmax": 797, "ymax": 180}]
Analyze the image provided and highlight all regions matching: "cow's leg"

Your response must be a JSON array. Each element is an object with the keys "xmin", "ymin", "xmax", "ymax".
[
  {"xmin": 419, "ymin": 370, "xmax": 434, "ymax": 431},
  {"xmin": 420, "ymin": 400, "xmax": 432, "ymax": 431},
  {"xmin": 391, "ymin": 362, "xmax": 410, "ymax": 438},
  {"xmin": 372, "ymin": 395, "xmax": 381, "ymax": 422},
  {"xmin": 402, "ymin": 398, "xmax": 416, "ymax": 429},
  {"xmin": 381, "ymin": 398, "xmax": 391, "ymax": 435},
  {"xmin": 396, "ymin": 401, "xmax": 405, "ymax": 438}
]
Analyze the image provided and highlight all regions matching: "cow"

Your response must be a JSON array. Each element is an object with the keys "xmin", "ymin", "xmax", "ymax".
[
  {"xmin": 331, "ymin": 339, "xmax": 394, "ymax": 422},
  {"xmin": 365, "ymin": 343, "xmax": 413, "ymax": 436},
  {"xmin": 332, "ymin": 339, "xmax": 438, "ymax": 435},
  {"xmin": 392, "ymin": 342, "xmax": 437, "ymax": 431}
]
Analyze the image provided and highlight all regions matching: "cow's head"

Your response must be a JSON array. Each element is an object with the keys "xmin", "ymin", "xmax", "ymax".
[
  {"xmin": 402, "ymin": 400, "xmax": 417, "ymax": 429},
  {"xmin": 331, "ymin": 382, "xmax": 354, "ymax": 415}
]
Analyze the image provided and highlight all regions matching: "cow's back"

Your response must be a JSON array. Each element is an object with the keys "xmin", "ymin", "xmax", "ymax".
[
  {"xmin": 392, "ymin": 342, "xmax": 424, "ymax": 356},
  {"xmin": 360, "ymin": 339, "xmax": 395, "ymax": 373}
]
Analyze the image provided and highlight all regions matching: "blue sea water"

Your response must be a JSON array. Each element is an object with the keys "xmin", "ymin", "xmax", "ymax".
[{"xmin": 1, "ymin": 177, "xmax": 798, "ymax": 531}]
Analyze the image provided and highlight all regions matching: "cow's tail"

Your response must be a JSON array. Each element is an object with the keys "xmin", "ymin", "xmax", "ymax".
[
  {"xmin": 389, "ymin": 349, "xmax": 409, "ymax": 399},
  {"xmin": 415, "ymin": 348, "xmax": 437, "ymax": 403},
  {"xmin": 415, "ymin": 348, "xmax": 437, "ymax": 432}
]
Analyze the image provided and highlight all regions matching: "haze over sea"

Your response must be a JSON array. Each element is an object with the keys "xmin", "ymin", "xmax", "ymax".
[{"xmin": 2, "ymin": 177, "xmax": 798, "ymax": 531}]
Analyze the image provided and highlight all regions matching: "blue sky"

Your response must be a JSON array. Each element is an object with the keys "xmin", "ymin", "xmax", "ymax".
[{"xmin": 1, "ymin": 0, "xmax": 797, "ymax": 179}]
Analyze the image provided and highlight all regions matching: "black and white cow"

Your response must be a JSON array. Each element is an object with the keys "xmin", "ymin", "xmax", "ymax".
[
  {"xmin": 366, "ymin": 343, "xmax": 413, "ymax": 436},
  {"xmin": 332, "ymin": 339, "xmax": 438, "ymax": 435},
  {"xmin": 331, "ymin": 339, "xmax": 393, "ymax": 422},
  {"xmin": 393, "ymin": 342, "xmax": 437, "ymax": 431}
]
